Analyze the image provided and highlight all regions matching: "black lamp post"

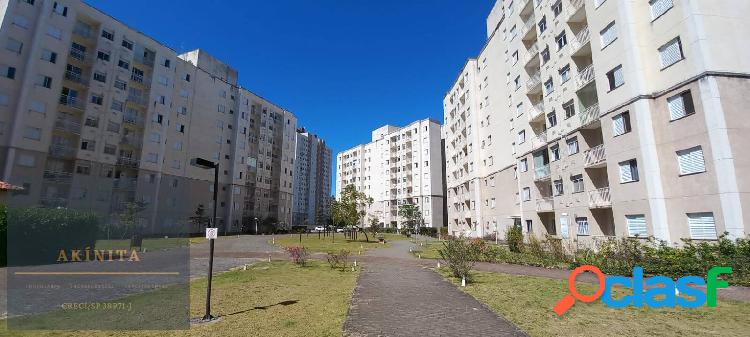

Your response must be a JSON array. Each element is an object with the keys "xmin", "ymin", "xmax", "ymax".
[{"xmin": 191, "ymin": 157, "xmax": 218, "ymax": 321}]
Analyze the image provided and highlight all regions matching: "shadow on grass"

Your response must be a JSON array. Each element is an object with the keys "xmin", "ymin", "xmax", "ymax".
[{"xmin": 224, "ymin": 300, "xmax": 299, "ymax": 316}]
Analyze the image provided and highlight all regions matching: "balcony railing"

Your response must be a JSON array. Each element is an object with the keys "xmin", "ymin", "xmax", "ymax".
[
  {"xmin": 567, "ymin": 0, "xmax": 586, "ymax": 21},
  {"xmin": 133, "ymin": 54, "xmax": 155, "ymax": 67},
  {"xmin": 526, "ymin": 72, "xmax": 542, "ymax": 92},
  {"xmin": 69, "ymin": 48, "xmax": 89, "ymax": 62},
  {"xmin": 524, "ymin": 43, "xmax": 540, "ymax": 65},
  {"xmin": 528, "ymin": 102, "xmax": 545, "ymax": 121},
  {"xmin": 584, "ymin": 144, "xmax": 606, "ymax": 168},
  {"xmin": 534, "ymin": 164, "xmax": 551, "ymax": 181},
  {"xmin": 116, "ymin": 157, "xmax": 140, "ymax": 168},
  {"xmin": 59, "ymin": 95, "xmax": 86, "ymax": 110},
  {"xmin": 570, "ymin": 26, "xmax": 590, "ymax": 53},
  {"xmin": 121, "ymin": 134, "xmax": 142, "ymax": 146},
  {"xmin": 520, "ymin": 15, "xmax": 536, "ymax": 38},
  {"xmin": 588, "ymin": 187, "xmax": 612, "ymax": 208},
  {"xmin": 54, "ymin": 118, "xmax": 82, "ymax": 135},
  {"xmin": 575, "ymin": 64, "xmax": 595, "ymax": 91},
  {"xmin": 536, "ymin": 197, "xmax": 554, "ymax": 212},
  {"xmin": 126, "ymin": 94, "xmax": 148, "ymax": 106},
  {"xmin": 48, "ymin": 144, "xmax": 77, "ymax": 158},
  {"xmin": 64, "ymin": 70, "xmax": 88, "ymax": 85},
  {"xmin": 130, "ymin": 73, "xmax": 151, "ymax": 86},
  {"xmin": 43, "ymin": 170, "xmax": 73, "ymax": 184},
  {"xmin": 123, "ymin": 114, "xmax": 143, "ymax": 125},
  {"xmin": 579, "ymin": 103, "xmax": 601, "ymax": 127},
  {"xmin": 73, "ymin": 25, "xmax": 93, "ymax": 39},
  {"xmin": 532, "ymin": 131, "xmax": 548, "ymax": 149}
]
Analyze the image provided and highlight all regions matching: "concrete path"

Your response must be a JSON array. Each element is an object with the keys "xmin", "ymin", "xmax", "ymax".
[{"xmin": 343, "ymin": 240, "xmax": 527, "ymax": 337}]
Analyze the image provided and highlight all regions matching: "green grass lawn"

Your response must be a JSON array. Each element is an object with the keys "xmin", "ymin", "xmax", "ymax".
[
  {"xmin": 410, "ymin": 241, "xmax": 443, "ymax": 259},
  {"xmin": 438, "ymin": 269, "xmax": 750, "ymax": 337},
  {"xmin": 0, "ymin": 261, "xmax": 358, "ymax": 337},
  {"xmin": 275, "ymin": 232, "xmax": 406, "ymax": 254}
]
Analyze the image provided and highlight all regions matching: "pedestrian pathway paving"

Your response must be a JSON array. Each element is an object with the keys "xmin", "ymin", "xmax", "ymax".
[{"xmin": 344, "ymin": 240, "xmax": 527, "ymax": 337}]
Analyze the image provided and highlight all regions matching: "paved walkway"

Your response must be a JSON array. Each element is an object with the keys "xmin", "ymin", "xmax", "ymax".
[{"xmin": 343, "ymin": 240, "xmax": 527, "ymax": 337}]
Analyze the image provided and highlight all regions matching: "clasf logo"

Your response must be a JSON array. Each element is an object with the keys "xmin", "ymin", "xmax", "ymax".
[{"xmin": 553, "ymin": 265, "xmax": 733, "ymax": 315}]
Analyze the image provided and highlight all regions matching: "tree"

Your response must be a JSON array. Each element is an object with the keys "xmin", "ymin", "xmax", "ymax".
[
  {"xmin": 333, "ymin": 185, "xmax": 373, "ymax": 241},
  {"xmin": 189, "ymin": 204, "xmax": 209, "ymax": 231},
  {"xmin": 118, "ymin": 201, "xmax": 147, "ymax": 245},
  {"xmin": 398, "ymin": 204, "xmax": 422, "ymax": 236}
]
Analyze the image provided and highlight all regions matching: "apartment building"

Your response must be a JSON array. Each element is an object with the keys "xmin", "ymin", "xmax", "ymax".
[
  {"xmin": 0, "ymin": 0, "xmax": 322, "ymax": 234},
  {"xmin": 447, "ymin": 0, "xmax": 750, "ymax": 245},
  {"xmin": 293, "ymin": 128, "xmax": 332, "ymax": 228},
  {"xmin": 336, "ymin": 119, "xmax": 446, "ymax": 229}
]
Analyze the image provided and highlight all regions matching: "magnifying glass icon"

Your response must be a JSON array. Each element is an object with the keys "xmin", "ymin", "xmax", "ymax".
[{"xmin": 553, "ymin": 265, "xmax": 606, "ymax": 315}]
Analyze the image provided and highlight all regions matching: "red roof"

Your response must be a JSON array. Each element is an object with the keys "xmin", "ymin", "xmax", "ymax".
[{"xmin": 0, "ymin": 181, "xmax": 23, "ymax": 191}]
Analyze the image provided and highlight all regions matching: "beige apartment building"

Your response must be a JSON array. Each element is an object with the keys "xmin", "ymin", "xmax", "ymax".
[
  {"xmin": 446, "ymin": 0, "xmax": 750, "ymax": 246},
  {"xmin": 336, "ymin": 120, "xmax": 446, "ymax": 229},
  {"xmin": 0, "ymin": 0, "xmax": 322, "ymax": 234}
]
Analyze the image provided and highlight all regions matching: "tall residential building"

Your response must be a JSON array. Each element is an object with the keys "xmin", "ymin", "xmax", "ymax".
[
  {"xmin": 446, "ymin": 0, "xmax": 750, "ymax": 245},
  {"xmin": 336, "ymin": 119, "xmax": 446, "ymax": 229},
  {"xmin": 0, "ymin": 0, "xmax": 323, "ymax": 234},
  {"xmin": 293, "ymin": 128, "xmax": 332, "ymax": 228}
]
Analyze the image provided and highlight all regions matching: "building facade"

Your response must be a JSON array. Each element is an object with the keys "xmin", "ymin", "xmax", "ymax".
[
  {"xmin": 446, "ymin": 0, "xmax": 750, "ymax": 245},
  {"xmin": 336, "ymin": 119, "xmax": 446, "ymax": 229},
  {"xmin": 0, "ymin": 0, "xmax": 326, "ymax": 234},
  {"xmin": 293, "ymin": 128, "xmax": 332, "ymax": 228}
]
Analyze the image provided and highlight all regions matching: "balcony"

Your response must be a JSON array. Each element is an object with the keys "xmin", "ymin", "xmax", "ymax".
[
  {"xmin": 524, "ymin": 43, "xmax": 540, "ymax": 66},
  {"xmin": 123, "ymin": 114, "xmax": 144, "ymax": 126},
  {"xmin": 48, "ymin": 145, "xmax": 77, "ymax": 158},
  {"xmin": 528, "ymin": 102, "xmax": 545, "ymax": 123},
  {"xmin": 569, "ymin": 26, "xmax": 591, "ymax": 56},
  {"xmin": 43, "ymin": 170, "xmax": 73, "ymax": 184},
  {"xmin": 54, "ymin": 117, "xmax": 82, "ymax": 135},
  {"xmin": 584, "ymin": 144, "xmax": 606, "ymax": 168},
  {"xmin": 68, "ymin": 48, "xmax": 89, "ymax": 63},
  {"xmin": 59, "ymin": 95, "xmax": 86, "ymax": 111},
  {"xmin": 72, "ymin": 25, "xmax": 94, "ymax": 40},
  {"xmin": 129, "ymin": 73, "xmax": 151, "ymax": 87},
  {"xmin": 121, "ymin": 134, "xmax": 142, "ymax": 147},
  {"xmin": 520, "ymin": 16, "xmax": 537, "ymax": 40},
  {"xmin": 534, "ymin": 164, "xmax": 551, "ymax": 181},
  {"xmin": 113, "ymin": 178, "xmax": 138, "ymax": 191},
  {"xmin": 536, "ymin": 197, "xmax": 554, "ymax": 213},
  {"xmin": 40, "ymin": 196, "xmax": 68, "ymax": 208},
  {"xmin": 526, "ymin": 72, "xmax": 542, "ymax": 94},
  {"xmin": 567, "ymin": 0, "xmax": 586, "ymax": 22},
  {"xmin": 64, "ymin": 71, "xmax": 88, "ymax": 86},
  {"xmin": 588, "ymin": 187, "xmax": 612, "ymax": 208},
  {"xmin": 133, "ymin": 54, "xmax": 155, "ymax": 68},
  {"xmin": 126, "ymin": 94, "xmax": 148, "ymax": 107},
  {"xmin": 575, "ymin": 64, "xmax": 595, "ymax": 91},
  {"xmin": 532, "ymin": 131, "xmax": 548, "ymax": 150},
  {"xmin": 116, "ymin": 157, "xmax": 140, "ymax": 168},
  {"xmin": 579, "ymin": 103, "xmax": 601, "ymax": 127}
]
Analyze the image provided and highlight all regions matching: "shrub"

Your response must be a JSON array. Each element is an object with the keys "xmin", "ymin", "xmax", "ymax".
[
  {"xmin": 418, "ymin": 227, "xmax": 438, "ymax": 237},
  {"xmin": 439, "ymin": 227, "xmax": 449, "ymax": 237},
  {"xmin": 506, "ymin": 223, "xmax": 524, "ymax": 253},
  {"xmin": 284, "ymin": 246, "xmax": 308, "ymax": 266},
  {"xmin": 326, "ymin": 249, "xmax": 351, "ymax": 271},
  {"xmin": 438, "ymin": 237, "xmax": 479, "ymax": 281}
]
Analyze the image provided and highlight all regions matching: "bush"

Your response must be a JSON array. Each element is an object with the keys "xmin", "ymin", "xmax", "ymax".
[
  {"xmin": 418, "ymin": 227, "xmax": 438, "ymax": 237},
  {"xmin": 326, "ymin": 249, "xmax": 351, "ymax": 271},
  {"xmin": 506, "ymin": 223, "xmax": 524, "ymax": 253},
  {"xmin": 439, "ymin": 227, "xmax": 449, "ymax": 237},
  {"xmin": 284, "ymin": 246, "xmax": 308, "ymax": 266},
  {"xmin": 438, "ymin": 237, "xmax": 480, "ymax": 281},
  {"xmin": 7, "ymin": 207, "xmax": 99, "ymax": 266}
]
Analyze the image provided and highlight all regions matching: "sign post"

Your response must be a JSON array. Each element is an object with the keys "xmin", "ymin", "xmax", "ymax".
[{"xmin": 204, "ymin": 227, "xmax": 218, "ymax": 321}]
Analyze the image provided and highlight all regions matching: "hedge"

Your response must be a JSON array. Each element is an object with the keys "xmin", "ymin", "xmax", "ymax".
[{"xmin": 6, "ymin": 207, "xmax": 100, "ymax": 267}]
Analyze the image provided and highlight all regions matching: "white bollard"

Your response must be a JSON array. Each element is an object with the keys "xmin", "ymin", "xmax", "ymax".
[
  {"xmin": 272, "ymin": 237, "xmax": 275, "ymax": 244},
  {"xmin": 437, "ymin": 261, "xmax": 441, "ymax": 268},
  {"xmin": 354, "ymin": 260, "xmax": 357, "ymax": 267},
  {"xmin": 461, "ymin": 277, "xmax": 466, "ymax": 287},
  {"xmin": 268, "ymin": 255, "xmax": 271, "ymax": 262},
  {"xmin": 243, "ymin": 264, "xmax": 247, "ymax": 271},
  {"xmin": 418, "ymin": 254, "xmax": 421, "ymax": 259}
]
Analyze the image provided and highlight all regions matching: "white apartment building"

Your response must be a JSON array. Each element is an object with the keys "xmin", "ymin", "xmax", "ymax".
[
  {"xmin": 446, "ymin": 0, "xmax": 750, "ymax": 245},
  {"xmin": 0, "ymin": 0, "xmax": 327, "ymax": 234},
  {"xmin": 293, "ymin": 128, "xmax": 332, "ymax": 228},
  {"xmin": 336, "ymin": 119, "xmax": 445, "ymax": 229}
]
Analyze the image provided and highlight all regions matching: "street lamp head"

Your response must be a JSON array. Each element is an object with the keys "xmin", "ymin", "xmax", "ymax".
[{"xmin": 191, "ymin": 157, "xmax": 217, "ymax": 169}]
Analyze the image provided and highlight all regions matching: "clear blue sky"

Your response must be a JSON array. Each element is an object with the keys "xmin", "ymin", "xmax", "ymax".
[{"xmin": 87, "ymin": 0, "xmax": 495, "ymax": 192}]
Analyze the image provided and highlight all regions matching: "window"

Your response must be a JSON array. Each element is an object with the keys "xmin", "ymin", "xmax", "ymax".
[
  {"xmin": 619, "ymin": 159, "xmax": 639, "ymax": 183},
  {"xmin": 612, "ymin": 111, "xmax": 632, "ymax": 136},
  {"xmin": 522, "ymin": 187, "xmax": 531, "ymax": 201},
  {"xmin": 97, "ymin": 50, "xmax": 110, "ymax": 62},
  {"xmin": 184, "ymin": 74, "xmax": 191, "ymax": 82},
  {"xmin": 103, "ymin": 144, "xmax": 116, "ymax": 155},
  {"xmin": 544, "ymin": 78, "xmax": 554, "ymax": 95},
  {"xmin": 538, "ymin": 16, "xmax": 547, "ymax": 33},
  {"xmin": 518, "ymin": 130, "xmax": 526, "ymax": 144},
  {"xmin": 516, "ymin": 103, "xmax": 524, "ymax": 116},
  {"xmin": 52, "ymin": 2, "xmax": 68, "ymax": 16},
  {"xmin": 512, "ymin": 50, "xmax": 519, "ymax": 64},
  {"xmin": 541, "ymin": 46, "xmax": 550, "ymax": 63},
  {"xmin": 121, "ymin": 39, "xmax": 133, "ymax": 50},
  {"xmin": 550, "ymin": 144, "xmax": 560, "ymax": 161},
  {"xmin": 101, "ymin": 30, "xmax": 114, "ymax": 41},
  {"xmin": 559, "ymin": 65, "xmax": 570, "ymax": 83},
  {"xmin": 118, "ymin": 59, "xmax": 129, "ymax": 70},
  {"xmin": 163, "ymin": 59, "xmax": 171, "ymax": 68},
  {"xmin": 80, "ymin": 139, "xmax": 95, "ymax": 150},
  {"xmin": 687, "ymin": 212, "xmax": 717, "ymax": 240},
  {"xmin": 114, "ymin": 79, "xmax": 127, "ymax": 90},
  {"xmin": 84, "ymin": 116, "xmax": 98, "ymax": 127},
  {"xmin": 571, "ymin": 174, "xmax": 584, "ymax": 193},
  {"xmin": 667, "ymin": 91, "xmax": 695, "ymax": 121},
  {"xmin": 174, "ymin": 141, "xmax": 183, "ymax": 151},
  {"xmin": 37, "ymin": 75, "xmax": 52, "ymax": 88},
  {"xmin": 17, "ymin": 154, "xmax": 35, "ymax": 167},
  {"xmin": 576, "ymin": 217, "xmax": 589, "ymax": 235},
  {"xmin": 526, "ymin": 220, "xmax": 532, "ymax": 233},
  {"xmin": 606, "ymin": 65, "xmax": 624, "ymax": 90},
  {"xmin": 41, "ymin": 49, "xmax": 57, "ymax": 63},
  {"xmin": 145, "ymin": 153, "xmax": 158, "ymax": 163},
  {"xmin": 172, "ymin": 160, "xmax": 181, "ymax": 169},
  {"xmin": 30, "ymin": 100, "xmax": 46, "ymax": 113},
  {"xmin": 659, "ymin": 37, "xmax": 684, "ymax": 68},
  {"xmin": 567, "ymin": 137, "xmax": 579, "ymax": 155},
  {"xmin": 6, "ymin": 38, "xmax": 23, "ymax": 54},
  {"xmin": 106, "ymin": 121, "xmax": 120, "ymax": 133},
  {"xmin": 555, "ymin": 31, "xmax": 567, "ymax": 50},
  {"xmin": 93, "ymin": 72, "xmax": 106, "ymax": 83},
  {"xmin": 519, "ymin": 158, "xmax": 528, "ymax": 172},
  {"xmin": 47, "ymin": 26, "xmax": 62, "ymax": 40},
  {"xmin": 554, "ymin": 179, "xmax": 564, "ymax": 196},
  {"xmin": 157, "ymin": 75, "xmax": 168, "ymax": 86},
  {"xmin": 176, "ymin": 123, "xmax": 185, "ymax": 133},
  {"xmin": 650, "ymin": 0, "xmax": 673, "ymax": 20},
  {"xmin": 149, "ymin": 132, "xmax": 161, "ymax": 143},
  {"xmin": 594, "ymin": 0, "xmax": 606, "ymax": 8},
  {"xmin": 0, "ymin": 93, "xmax": 8, "ymax": 106},
  {"xmin": 111, "ymin": 100, "xmax": 123, "ymax": 112},
  {"xmin": 563, "ymin": 100, "xmax": 576, "ymax": 119},
  {"xmin": 547, "ymin": 111, "xmax": 557, "ymax": 128},
  {"xmin": 514, "ymin": 75, "xmax": 521, "ymax": 89},
  {"xmin": 218, "ymin": 104, "xmax": 226, "ymax": 113},
  {"xmin": 677, "ymin": 146, "xmax": 706, "ymax": 175},
  {"xmin": 90, "ymin": 94, "xmax": 103, "ymax": 105},
  {"xmin": 552, "ymin": 0, "xmax": 563, "ymax": 17},
  {"xmin": 600, "ymin": 22, "xmax": 617, "ymax": 48},
  {"xmin": 23, "ymin": 126, "xmax": 41, "ymax": 140},
  {"xmin": 626, "ymin": 215, "xmax": 648, "ymax": 237}
]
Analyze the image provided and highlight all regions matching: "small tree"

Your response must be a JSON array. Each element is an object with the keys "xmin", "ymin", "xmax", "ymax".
[
  {"xmin": 118, "ymin": 201, "xmax": 147, "ymax": 244},
  {"xmin": 507, "ymin": 222, "xmax": 524, "ymax": 253},
  {"xmin": 335, "ymin": 185, "xmax": 373, "ymax": 242},
  {"xmin": 398, "ymin": 204, "xmax": 421, "ymax": 236},
  {"xmin": 438, "ymin": 237, "xmax": 480, "ymax": 282}
]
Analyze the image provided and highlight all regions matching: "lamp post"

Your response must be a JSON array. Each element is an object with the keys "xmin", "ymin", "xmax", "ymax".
[
  {"xmin": 191, "ymin": 157, "xmax": 218, "ymax": 321},
  {"xmin": 254, "ymin": 217, "xmax": 259, "ymax": 234}
]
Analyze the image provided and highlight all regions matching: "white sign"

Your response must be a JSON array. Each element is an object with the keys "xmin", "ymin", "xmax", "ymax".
[{"xmin": 205, "ymin": 227, "xmax": 218, "ymax": 239}]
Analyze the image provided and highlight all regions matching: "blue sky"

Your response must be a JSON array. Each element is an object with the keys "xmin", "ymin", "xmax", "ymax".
[{"xmin": 87, "ymin": 0, "xmax": 495, "ymax": 192}]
